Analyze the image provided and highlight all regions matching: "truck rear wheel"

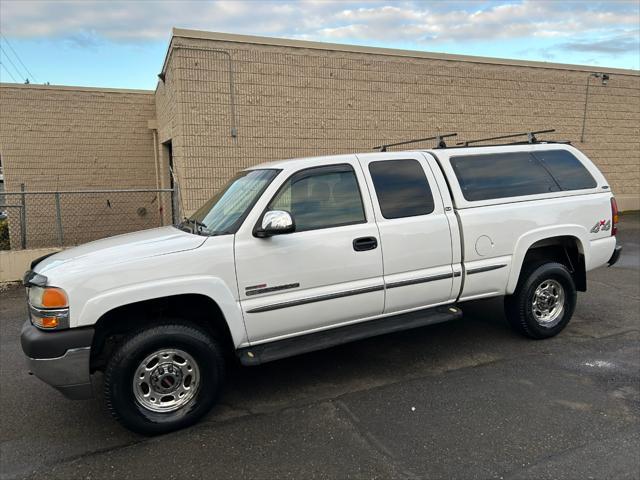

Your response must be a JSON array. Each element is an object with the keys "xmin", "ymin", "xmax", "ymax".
[
  {"xmin": 104, "ymin": 322, "xmax": 225, "ymax": 435},
  {"xmin": 505, "ymin": 261, "xmax": 577, "ymax": 339}
]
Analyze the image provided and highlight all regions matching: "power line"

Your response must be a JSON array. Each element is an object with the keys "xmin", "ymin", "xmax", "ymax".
[
  {"xmin": 0, "ymin": 46, "xmax": 26, "ymax": 82},
  {"xmin": 0, "ymin": 62, "xmax": 18, "ymax": 82},
  {"xmin": 0, "ymin": 45, "xmax": 26, "ymax": 80},
  {"xmin": 0, "ymin": 34, "xmax": 37, "ymax": 82}
]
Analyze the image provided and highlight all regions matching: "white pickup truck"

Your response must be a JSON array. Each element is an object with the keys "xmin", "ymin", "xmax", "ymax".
[{"xmin": 21, "ymin": 136, "xmax": 621, "ymax": 434}]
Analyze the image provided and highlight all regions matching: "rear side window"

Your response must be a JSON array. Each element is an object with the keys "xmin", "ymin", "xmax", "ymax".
[
  {"xmin": 532, "ymin": 150, "xmax": 597, "ymax": 190},
  {"xmin": 369, "ymin": 159, "xmax": 435, "ymax": 219},
  {"xmin": 450, "ymin": 152, "xmax": 560, "ymax": 201}
]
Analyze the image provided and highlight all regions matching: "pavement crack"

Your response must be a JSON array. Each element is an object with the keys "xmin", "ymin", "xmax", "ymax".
[
  {"xmin": 214, "ymin": 401, "xmax": 256, "ymax": 417},
  {"xmin": 587, "ymin": 279, "xmax": 640, "ymax": 300},
  {"xmin": 498, "ymin": 424, "xmax": 640, "ymax": 480},
  {"xmin": 566, "ymin": 327, "xmax": 640, "ymax": 341},
  {"xmin": 334, "ymin": 399, "xmax": 421, "ymax": 480},
  {"xmin": 23, "ymin": 439, "xmax": 147, "ymax": 479}
]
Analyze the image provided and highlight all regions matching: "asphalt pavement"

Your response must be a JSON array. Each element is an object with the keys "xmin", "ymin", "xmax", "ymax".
[{"xmin": 1, "ymin": 213, "xmax": 638, "ymax": 479}]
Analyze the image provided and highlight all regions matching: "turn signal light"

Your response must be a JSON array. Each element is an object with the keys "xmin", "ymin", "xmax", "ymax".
[
  {"xmin": 42, "ymin": 288, "xmax": 68, "ymax": 308},
  {"xmin": 29, "ymin": 306, "xmax": 68, "ymax": 330},
  {"xmin": 28, "ymin": 286, "xmax": 70, "ymax": 330},
  {"xmin": 29, "ymin": 286, "xmax": 68, "ymax": 309},
  {"xmin": 40, "ymin": 317, "xmax": 60, "ymax": 328}
]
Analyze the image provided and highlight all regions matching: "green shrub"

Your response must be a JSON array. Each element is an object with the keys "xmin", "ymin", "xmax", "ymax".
[{"xmin": 0, "ymin": 218, "xmax": 9, "ymax": 250}]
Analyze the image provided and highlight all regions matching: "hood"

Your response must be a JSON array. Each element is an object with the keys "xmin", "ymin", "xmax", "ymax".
[{"xmin": 36, "ymin": 226, "xmax": 207, "ymax": 275}]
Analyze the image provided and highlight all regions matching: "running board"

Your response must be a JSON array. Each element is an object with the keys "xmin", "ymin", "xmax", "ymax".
[{"xmin": 238, "ymin": 305, "xmax": 462, "ymax": 366}]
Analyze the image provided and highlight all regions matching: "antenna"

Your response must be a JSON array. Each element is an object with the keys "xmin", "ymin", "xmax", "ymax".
[{"xmin": 374, "ymin": 133, "xmax": 457, "ymax": 152}]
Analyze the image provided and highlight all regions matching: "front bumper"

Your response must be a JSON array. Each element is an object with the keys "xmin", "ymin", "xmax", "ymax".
[
  {"xmin": 608, "ymin": 245, "xmax": 622, "ymax": 267},
  {"xmin": 21, "ymin": 321, "xmax": 95, "ymax": 400}
]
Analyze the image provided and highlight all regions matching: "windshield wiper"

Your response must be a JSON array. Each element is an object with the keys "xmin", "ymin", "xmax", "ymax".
[{"xmin": 178, "ymin": 218, "xmax": 207, "ymax": 234}]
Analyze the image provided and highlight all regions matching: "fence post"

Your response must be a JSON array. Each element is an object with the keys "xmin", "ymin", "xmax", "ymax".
[
  {"xmin": 172, "ymin": 185, "xmax": 180, "ymax": 224},
  {"xmin": 55, "ymin": 192, "xmax": 64, "ymax": 246},
  {"xmin": 20, "ymin": 183, "xmax": 27, "ymax": 249}
]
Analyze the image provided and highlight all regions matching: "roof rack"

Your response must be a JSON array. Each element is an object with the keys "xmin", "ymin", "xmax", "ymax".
[
  {"xmin": 373, "ymin": 133, "xmax": 457, "ymax": 152},
  {"xmin": 455, "ymin": 129, "xmax": 556, "ymax": 147}
]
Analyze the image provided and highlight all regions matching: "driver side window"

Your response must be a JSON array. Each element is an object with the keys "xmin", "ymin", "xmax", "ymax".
[{"xmin": 269, "ymin": 164, "xmax": 366, "ymax": 232}]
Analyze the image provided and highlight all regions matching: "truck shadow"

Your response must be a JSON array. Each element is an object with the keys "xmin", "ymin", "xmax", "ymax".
[
  {"xmin": 83, "ymin": 297, "xmax": 514, "ymax": 433},
  {"xmin": 217, "ymin": 297, "xmax": 515, "ymax": 418}
]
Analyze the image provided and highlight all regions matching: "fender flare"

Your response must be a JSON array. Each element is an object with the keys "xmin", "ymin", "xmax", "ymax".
[
  {"xmin": 506, "ymin": 225, "xmax": 589, "ymax": 294},
  {"xmin": 77, "ymin": 275, "xmax": 246, "ymax": 347}
]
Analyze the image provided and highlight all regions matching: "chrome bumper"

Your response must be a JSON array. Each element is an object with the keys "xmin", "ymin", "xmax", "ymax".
[
  {"xmin": 26, "ymin": 347, "xmax": 94, "ymax": 400},
  {"xmin": 21, "ymin": 320, "xmax": 95, "ymax": 400}
]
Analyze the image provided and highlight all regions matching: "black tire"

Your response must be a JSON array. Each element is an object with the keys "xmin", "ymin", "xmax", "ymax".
[
  {"xmin": 104, "ymin": 322, "xmax": 225, "ymax": 435},
  {"xmin": 505, "ymin": 261, "xmax": 577, "ymax": 339}
]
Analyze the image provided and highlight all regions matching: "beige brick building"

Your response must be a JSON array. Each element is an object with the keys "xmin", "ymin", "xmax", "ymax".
[
  {"xmin": 0, "ymin": 85, "xmax": 157, "ymax": 191},
  {"xmin": 1, "ymin": 28, "xmax": 639, "ymax": 230},
  {"xmin": 0, "ymin": 85, "xmax": 169, "ymax": 248},
  {"xmin": 157, "ymin": 29, "xmax": 639, "ymax": 213}
]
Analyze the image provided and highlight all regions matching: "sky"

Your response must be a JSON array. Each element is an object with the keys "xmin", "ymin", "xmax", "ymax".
[{"xmin": 0, "ymin": 0, "xmax": 638, "ymax": 90}]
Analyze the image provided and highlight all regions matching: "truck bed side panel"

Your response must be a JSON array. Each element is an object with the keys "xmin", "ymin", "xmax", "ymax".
[{"xmin": 456, "ymin": 193, "xmax": 614, "ymax": 300}]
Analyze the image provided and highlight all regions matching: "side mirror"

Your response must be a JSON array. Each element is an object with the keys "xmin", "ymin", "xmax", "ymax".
[{"xmin": 255, "ymin": 210, "xmax": 295, "ymax": 238}]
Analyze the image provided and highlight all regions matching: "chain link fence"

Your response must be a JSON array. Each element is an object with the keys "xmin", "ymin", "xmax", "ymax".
[{"xmin": 0, "ymin": 187, "xmax": 177, "ymax": 250}]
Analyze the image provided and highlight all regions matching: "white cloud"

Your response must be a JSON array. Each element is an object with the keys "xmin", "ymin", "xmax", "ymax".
[{"xmin": 0, "ymin": 0, "xmax": 638, "ymax": 55}]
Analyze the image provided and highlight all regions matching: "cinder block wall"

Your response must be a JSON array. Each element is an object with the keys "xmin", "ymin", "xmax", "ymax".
[
  {"xmin": 0, "ymin": 84, "xmax": 162, "ymax": 248},
  {"xmin": 0, "ymin": 84, "xmax": 157, "ymax": 191},
  {"xmin": 162, "ymin": 31, "xmax": 639, "ymax": 214},
  {"xmin": 155, "ymin": 62, "xmax": 185, "ymax": 200}
]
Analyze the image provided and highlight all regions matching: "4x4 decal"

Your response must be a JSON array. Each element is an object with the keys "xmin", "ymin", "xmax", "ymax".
[{"xmin": 590, "ymin": 219, "xmax": 611, "ymax": 233}]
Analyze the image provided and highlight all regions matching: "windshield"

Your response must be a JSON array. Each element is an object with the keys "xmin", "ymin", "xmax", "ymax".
[{"xmin": 180, "ymin": 169, "xmax": 280, "ymax": 236}]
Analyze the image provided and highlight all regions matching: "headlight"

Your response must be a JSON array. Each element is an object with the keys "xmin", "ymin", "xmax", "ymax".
[{"xmin": 28, "ymin": 287, "xmax": 69, "ymax": 330}]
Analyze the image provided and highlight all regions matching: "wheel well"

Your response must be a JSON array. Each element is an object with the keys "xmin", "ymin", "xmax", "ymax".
[
  {"xmin": 90, "ymin": 294, "xmax": 235, "ymax": 372},
  {"xmin": 520, "ymin": 236, "xmax": 586, "ymax": 292}
]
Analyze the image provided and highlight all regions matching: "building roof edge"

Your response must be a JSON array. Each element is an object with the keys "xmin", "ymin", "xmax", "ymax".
[{"xmin": 170, "ymin": 28, "xmax": 640, "ymax": 76}]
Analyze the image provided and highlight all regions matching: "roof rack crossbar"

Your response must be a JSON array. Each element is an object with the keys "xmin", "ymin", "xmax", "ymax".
[
  {"xmin": 374, "ymin": 133, "xmax": 457, "ymax": 152},
  {"xmin": 456, "ymin": 129, "xmax": 555, "ymax": 147}
]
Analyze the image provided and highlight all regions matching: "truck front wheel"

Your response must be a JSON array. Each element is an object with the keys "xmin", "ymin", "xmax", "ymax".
[
  {"xmin": 505, "ymin": 262, "xmax": 577, "ymax": 339},
  {"xmin": 104, "ymin": 322, "xmax": 225, "ymax": 435}
]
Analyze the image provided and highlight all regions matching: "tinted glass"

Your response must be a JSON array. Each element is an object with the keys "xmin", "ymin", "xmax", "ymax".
[
  {"xmin": 450, "ymin": 152, "xmax": 560, "ymax": 201},
  {"xmin": 189, "ymin": 169, "xmax": 279, "ymax": 234},
  {"xmin": 533, "ymin": 150, "xmax": 597, "ymax": 190},
  {"xmin": 270, "ymin": 165, "xmax": 365, "ymax": 231},
  {"xmin": 369, "ymin": 159, "xmax": 435, "ymax": 219}
]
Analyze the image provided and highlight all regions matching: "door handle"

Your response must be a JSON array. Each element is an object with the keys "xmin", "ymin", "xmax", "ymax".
[{"xmin": 353, "ymin": 236, "xmax": 378, "ymax": 252}]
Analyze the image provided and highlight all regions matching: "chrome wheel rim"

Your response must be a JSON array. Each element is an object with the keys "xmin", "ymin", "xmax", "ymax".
[
  {"xmin": 133, "ymin": 348, "xmax": 200, "ymax": 413},
  {"xmin": 532, "ymin": 279, "xmax": 565, "ymax": 327}
]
